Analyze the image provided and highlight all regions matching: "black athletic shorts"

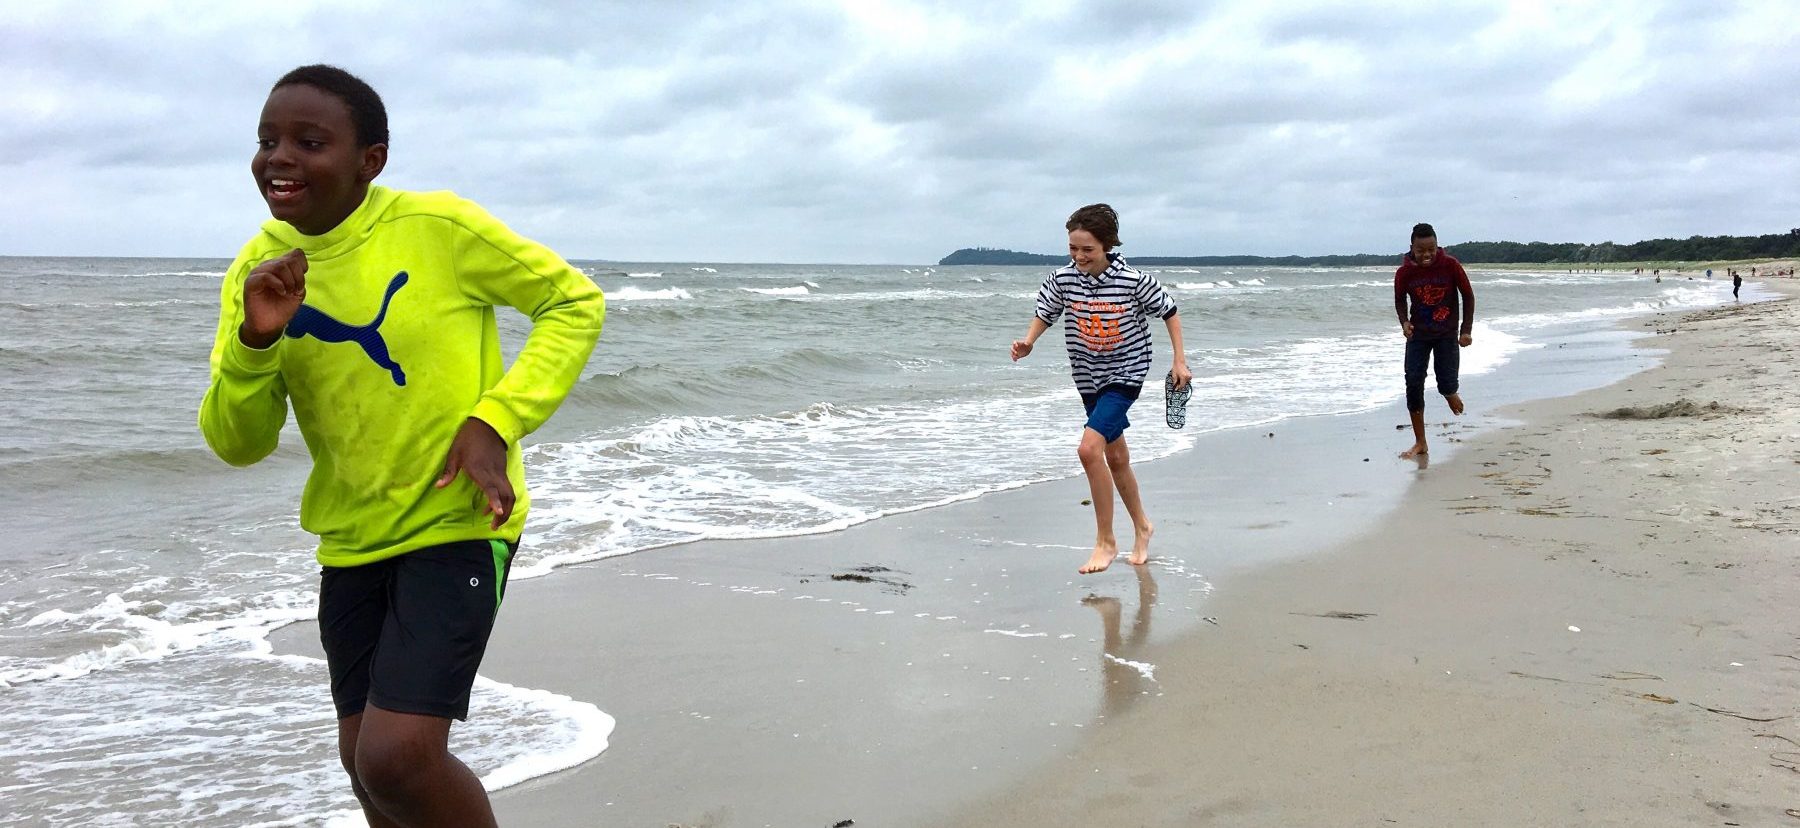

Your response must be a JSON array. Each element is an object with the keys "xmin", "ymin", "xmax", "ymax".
[{"xmin": 318, "ymin": 538, "xmax": 516, "ymax": 721}]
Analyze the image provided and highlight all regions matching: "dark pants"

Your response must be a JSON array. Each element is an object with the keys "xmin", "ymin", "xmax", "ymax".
[{"xmin": 1404, "ymin": 335, "xmax": 1460, "ymax": 412}]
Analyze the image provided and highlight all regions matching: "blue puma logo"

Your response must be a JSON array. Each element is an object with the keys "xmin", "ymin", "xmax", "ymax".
[{"xmin": 285, "ymin": 271, "xmax": 409, "ymax": 386}]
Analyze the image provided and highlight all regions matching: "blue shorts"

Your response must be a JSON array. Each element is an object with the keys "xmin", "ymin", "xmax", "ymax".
[{"xmin": 1080, "ymin": 386, "xmax": 1138, "ymax": 443}]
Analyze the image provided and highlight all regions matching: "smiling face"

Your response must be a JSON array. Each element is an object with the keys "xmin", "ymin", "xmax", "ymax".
[
  {"xmin": 252, "ymin": 84, "xmax": 386, "ymax": 235},
  {"xmin": 1410, "ymin": 235, "xmax": 1439, "ymax": 267},
  {"xmin": 1069, "ymin": 229, "xmax": 1109, "ymax": 275}
]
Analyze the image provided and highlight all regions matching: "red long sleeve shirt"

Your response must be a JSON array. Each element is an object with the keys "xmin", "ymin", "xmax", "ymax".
[{"xmin": 1394, "ymin": 250, "xmax": 1474, "ymax": 337}]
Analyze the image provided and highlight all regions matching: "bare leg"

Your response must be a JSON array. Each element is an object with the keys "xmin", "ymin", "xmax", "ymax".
[
  {"xmin": 1399, "ymin": 408, "xmax": 1428, "ymax": 458},
  {"xmin": 1105, "ymin": 437, "xmax": 1154, "ymax": 565},
  {"xmin": 1076, "ymin": 428, "xmax": 1118, "ymax": 574},
  {"xmin": 350, "ymin": 705, "xmax": 496, "ymax": 828},
  {"xmin": 338, "ymin": 714, "xmax": 401, "ymax": 828}
]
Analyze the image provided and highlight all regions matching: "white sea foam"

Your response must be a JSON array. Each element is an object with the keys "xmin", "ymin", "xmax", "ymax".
[
  {"xmin": 518, "ymin": 393, "xmax": 1202, "ymax": 574},
  {"xmin": 607, "ymin": 285, "xmax": 692, "ymax": 301},
  {"xmin": 626, "ymin": 271, "xmax": 664, "ymax": 278},
  {"xmin": 986, "ymin": 628, "xmax": 1048, "ymax": 638},
  {"xmin": 1, "ymin": 589, "xmax": 315, "ymax": 688},
  {"xmin": 741, "ymin": 285, "xmax": 810, "ymax": 296},
  {"xmin": 1174, "ymin": 279, "xmax": 1267, "ymax": 290},
  {"xmin": 1103, "ymin": 654, "xmax": 1157, "ymax": 681},
  {"xmin": 473, "ymin": 677, "xmax": 615, "ymax": 790}
]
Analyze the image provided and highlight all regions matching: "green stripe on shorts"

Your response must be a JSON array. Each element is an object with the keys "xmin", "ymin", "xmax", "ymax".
[{"xmin": 488, "ymin": 539, "xmax": 511, "ymax": 613}]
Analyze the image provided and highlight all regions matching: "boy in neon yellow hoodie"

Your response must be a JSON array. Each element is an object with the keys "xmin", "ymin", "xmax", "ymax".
[{"xmin": 199, "ymin": 65, "xmax": 602, "ymax": 827}]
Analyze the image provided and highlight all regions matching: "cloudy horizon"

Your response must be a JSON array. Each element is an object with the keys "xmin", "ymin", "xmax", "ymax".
[{"xmin": 5, "ymin": 0, "xmax": 1796, "ymax": 264}]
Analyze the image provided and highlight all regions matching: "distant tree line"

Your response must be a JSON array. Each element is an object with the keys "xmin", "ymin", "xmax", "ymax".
[
  {"xmin": 1448, "ymin": 232, "xmax": 1800, "ymax": 263},
  {"xmin": 940, "ymin": 231, "xmax": 1800, "ymax": 267}
]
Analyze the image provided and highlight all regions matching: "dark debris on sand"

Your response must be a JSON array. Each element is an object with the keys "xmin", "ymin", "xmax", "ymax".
[
  {"xmin": 1590, "ymin": 398, "xmax": 1751, "ymax": 420},
  {"xmin": 825, "ymin": 565, "xmax": 913, "ymax": 594}
]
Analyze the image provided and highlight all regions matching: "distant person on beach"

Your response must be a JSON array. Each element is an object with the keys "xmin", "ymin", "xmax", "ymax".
[
  {"xmin": 1011, "ymin": 204, "xmax": 1191, "ymax": 574},
  {"xmin": 1394, "ymin": 222, "xmax": 1474, "ymax": 459},
  {"xmin": 1733, "ymin": 271, "xmax": 1743, "ymax": 299},
  {"xmin": 199, "ymin": 65, "xmax": 603, "ymax": 827}
]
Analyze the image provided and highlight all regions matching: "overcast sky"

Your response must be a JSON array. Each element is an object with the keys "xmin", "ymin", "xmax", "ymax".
[{"xmin": 5, "ymin": 1, "xmax": 1797, "ymax": 263}]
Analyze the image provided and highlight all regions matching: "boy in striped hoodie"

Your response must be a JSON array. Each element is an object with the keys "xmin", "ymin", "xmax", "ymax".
[{"xmin": 1011, "ymin": 204, "xmax": 1192, "ymax": 574}]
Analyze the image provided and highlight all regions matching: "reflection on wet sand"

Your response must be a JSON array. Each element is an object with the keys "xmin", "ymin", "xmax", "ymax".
[{"xmin": 1082, "ymin": 564, "xmax": 1158, "ymax": 717}]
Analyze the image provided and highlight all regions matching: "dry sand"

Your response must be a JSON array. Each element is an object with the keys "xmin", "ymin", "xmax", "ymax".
[{"xmin": 940, "ymin": 285, "xmax": 1800, "ymax": 826}]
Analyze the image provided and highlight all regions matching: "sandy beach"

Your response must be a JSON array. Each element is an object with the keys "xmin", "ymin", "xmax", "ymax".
[{"xmin": 270, "ymin": 277, "xmax": 1800, "ymax": 827}]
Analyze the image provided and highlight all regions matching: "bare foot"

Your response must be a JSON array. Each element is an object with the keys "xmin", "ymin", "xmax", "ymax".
[
  {"xmin": 1446, "ymin": 393, "xmax": 1464, "ymax": 415},
  {"xmin": 1128, "ymin": 523, "xmax": 1154, "ymax": 566},
  {"xmin": 1399, "ymin": 442, "xmax": 1428, "ymax": 459},
  {"xmin": 1079, "ymin": 542, "xmax": 1118, "ymax": 575}
]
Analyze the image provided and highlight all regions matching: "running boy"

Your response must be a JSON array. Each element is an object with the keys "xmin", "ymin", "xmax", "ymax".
[
  {"xmin": 1394, "ymin": 222, "xmax": 1473, "ymax": 459},
  {"xmin": 199, "ymin": 65, "xmax": 604, "ymax": 827},
  {"xmin": 1011, "ymin": 204, "xmax": 1191, "ymax": 574}
]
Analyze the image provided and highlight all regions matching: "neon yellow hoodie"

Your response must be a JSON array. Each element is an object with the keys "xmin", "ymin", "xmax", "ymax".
[{"xmin": 200, "ymin": 185, "xmax": 604, "ymax": 567}]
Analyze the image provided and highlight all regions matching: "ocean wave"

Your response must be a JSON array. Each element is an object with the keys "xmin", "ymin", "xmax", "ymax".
[
  {"xmin": 1, "ymin": 590, "xmax": 315, "ymax": 688},
  {"xmin": 606, "ymin": 285, "xmax": 692, "ymax": 302},
  {"xmin": 1174, "ymin": 279, "xmax": 1268, "ymax": 290},
  {"xmin": 794, "ymin": 287, "xmax": 1029, "ymax": 303},
  {"xmin": 517, "ymin": 390, "xmax": 1202, "ymax": 573},
  {"xmin": 4, "ymin": 598, "xmax": 613, "ymax": 827},
  {"xmin": 569, "ymin": 349, "xmax": 874, "ymax": 412},
  {"xmin": 4, "ymin": 298, "xmax": 209, "ymax": 310},
  {"xmin": 741, "ymin": 285, "xmax": 810, "ymax": 296},
  {"xmin": 567, "ymin": 365, "xmax": 713, "ymax": 411},
  {"xmin": 1486, "ymin": 285, "xmax": 1718, "ymax": 330},
  {"xmin": 0, "ymin": 445, "xmax": 247, "ymax": 480}
]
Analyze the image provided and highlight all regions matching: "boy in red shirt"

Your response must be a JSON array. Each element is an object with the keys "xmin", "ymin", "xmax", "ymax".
[{"xmin": 1394, "ymin": 222, "xmax": 1473, "ymax": 459}]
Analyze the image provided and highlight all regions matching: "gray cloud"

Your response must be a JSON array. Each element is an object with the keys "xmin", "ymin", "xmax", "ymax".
[{"xmin": 3, "ymin": 0, "xmax": 1797, "ymax": 262}]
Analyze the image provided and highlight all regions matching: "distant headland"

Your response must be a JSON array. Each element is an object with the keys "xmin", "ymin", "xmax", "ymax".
[{"xmin": 939, "ymin": 230, "xmax": 1800, "ymax": 267}]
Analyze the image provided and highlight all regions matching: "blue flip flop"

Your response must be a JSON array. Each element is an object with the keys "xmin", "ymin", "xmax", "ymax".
[{"xmin": 1165, "ymin": 371, "xmax": 1191, "ymax": 429}]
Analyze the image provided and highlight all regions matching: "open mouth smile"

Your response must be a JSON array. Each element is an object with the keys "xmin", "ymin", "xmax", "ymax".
[{"xmin": 266, "ymin": 179, "xmax": 307, "ymax": 202}]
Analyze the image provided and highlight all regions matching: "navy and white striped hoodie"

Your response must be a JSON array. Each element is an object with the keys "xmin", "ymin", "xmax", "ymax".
[{"xmin": 1034, "ymin": 253, "xmax": 1178, "ymax": 395}]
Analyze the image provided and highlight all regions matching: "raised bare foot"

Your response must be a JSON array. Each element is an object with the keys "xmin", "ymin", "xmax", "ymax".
[
  {"xmin": 1128, "ymin": 523, "xmax": 1154, "ymax": 566},
  {"xmin": 1079, "ymin": 542, "xmax": 1118, "ymax": 575},
  {"xmin": 1446, "ymin": 393, "xmax": 1464, "ymax": 415},
  {"xmin": 1399, "ymin": 442, "xmax": 1428, "ymax": 459}
]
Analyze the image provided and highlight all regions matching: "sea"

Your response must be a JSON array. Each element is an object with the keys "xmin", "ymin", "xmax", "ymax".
[{"xmin": 0, "ymin": 255, "xmax": 1736, "ymax": 825}]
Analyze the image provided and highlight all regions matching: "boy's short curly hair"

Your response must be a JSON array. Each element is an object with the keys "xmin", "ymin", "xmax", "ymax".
[
  {"xmin": 1411, "ymin": 222, "xmax": 1437, "ymax": 241},
  {"xmin": 1066, "ymin": 203, "xmax": 1122, "ymax": 250},
  {"xmin": 273, "ymin": 64, "xmax": 389, "ymax": 148}
]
